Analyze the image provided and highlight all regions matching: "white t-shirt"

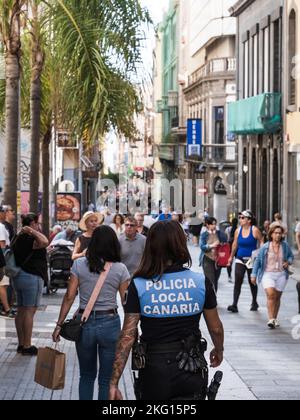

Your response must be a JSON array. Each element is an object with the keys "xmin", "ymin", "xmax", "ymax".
[
  {"xmin": 296, "ymin": 223, "xmax": 300, "ymax": 234},
  {"xmin": 0, "ymin": 223, "xmax": 10, "ymax": 247}
]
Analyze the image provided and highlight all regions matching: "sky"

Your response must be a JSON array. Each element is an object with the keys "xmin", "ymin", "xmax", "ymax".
[
  {"xmin": 136, "ymin": 0, "xmax": 169, "ymax": 86},
  {"xmin": 140, "ymin": 0, "xmax": 169, "ymax": 24}
]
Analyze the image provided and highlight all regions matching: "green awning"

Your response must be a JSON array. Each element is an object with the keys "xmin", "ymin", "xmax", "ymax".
[{"xmin": 228, "ymin": 93, "xmax": 282, "ymax": 135}]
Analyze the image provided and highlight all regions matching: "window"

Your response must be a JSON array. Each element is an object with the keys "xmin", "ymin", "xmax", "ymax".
[
  {"xmin": 214, "ymin": 107, "xmax": 224, "ymax": 160},
  {"xmin": 244, "ymin": 40, "xmax": 250, "ymax": 98},
  {"xmin": 273, "ymin": 18, "xmax": 282, "ymax": 93},
  {"xmin": 263, "ymin": 26, "xmax": 270, "ymax": 92},
  {"xmin": 252, "ymin": 34, "xmax": 259, "ymax": 96},
  {"xmin": 289, "ymin": 10, "xmax": 297, "ymax": 106}
]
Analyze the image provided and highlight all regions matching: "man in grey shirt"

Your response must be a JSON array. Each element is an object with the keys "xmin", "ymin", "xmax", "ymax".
[{"xmin": 119, "ymin": 216, "xmax": 146, "ymax": 277}]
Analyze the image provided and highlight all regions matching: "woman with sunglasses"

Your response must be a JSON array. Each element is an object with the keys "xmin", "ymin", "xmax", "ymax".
[{"xmin": 227, "ymin": 210, "xmax": 264, "ymax": 313}]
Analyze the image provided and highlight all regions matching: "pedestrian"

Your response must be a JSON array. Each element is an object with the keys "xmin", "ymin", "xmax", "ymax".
[
  {"xmin": 49, "ymin": 225, "xmax": 62, "ymax": 242},
  {"xmin": 157, "ymin": 207, "xmax": 172, "ymax": 222},
  {"xmin": 72, "ymin": 212, "xmax": 104, "ymax": 261},
  {"xmin": 109, "ymin": 221, "xmax": 224, "ymax": 401},
  {"xmin": 135, "ymin": 213, "xmax": 149, "ymax": 237},
  {"xmin": 200, "ymin": 217, "xmax": 228, "ymax": 292},
  {"xmin": 0, "ymin": 206, "xmax": 14, "ymax": 319},
  {"xmin": 110, "ymin": 214, "xmax": 125, "ymax": 238},
  {"xmin": 3, "ymin": 205, "xmax": 17, "ymax": 310},
  {"xmin": 52, "ymin": 226, "xmax": 130, "ymax": 400},
  {"xmin": 227, "ymin": 210, "xmax": 264, "ymax": 313},
  {"xmin": 270, "ymin": 213, "xmax": 288, "ymax": 238},
  {"xmin": 12, "ymin": 213, "xmax": 49, "ymax": 355},
  {"xmin": 189, "ymin": 212, "xmax": 204, "ymax": 247},
  {"xmin": 51, "ymin": 225, "xmax": 77, "ymax": 244},
  {"xmin": 87, "ymin": 201, "xmax": 96, "ymax": 212},
  {"xmin": 225, "ymin": 218, "xmax": 238, "ymax": 283},
  {"xmin": 251, "ymin": 224, "xmax": 294, "ymax": 329},
  {"xmin": 295, "ymin": 219, "xmax": 300, "ymax": 254},
  {"xmin": 3, "ymin": 205, "xmax": 16, "ymax": 241},
  {"xmin": 119, "ymin": 216, "xmax": 146, "ymax": 277},
  {"xmin": 102, "ymin": 208, "xmax": 114, "ymax": 226},
  {"xmin": 262, "ymin": 220, "xmax": 271, "ymax": 244},
  {"xmin": 183, "ymin": 213, "xmax": 191, "ymax": 239}
]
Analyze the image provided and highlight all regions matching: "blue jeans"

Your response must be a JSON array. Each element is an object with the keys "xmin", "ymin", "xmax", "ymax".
[
  {"xmin": 13, "ymin": 270, "xmax": 43, "ymax": 307},
  {"xmin": 75, "ymin": 314, "xmax": 121, "ymax": 400}
]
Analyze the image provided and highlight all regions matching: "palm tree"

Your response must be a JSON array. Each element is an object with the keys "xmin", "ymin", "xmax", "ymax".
[
  {"xmin": 0, "ymin": 0, "xmax": 26, "ymax": 213},
  {"xmin": 29, "ymin": 0, "xmax": 45, "ymax": 213},
  {"xmin": 1, "ymin": 0, "xmax": 151, "ymax": 231}
]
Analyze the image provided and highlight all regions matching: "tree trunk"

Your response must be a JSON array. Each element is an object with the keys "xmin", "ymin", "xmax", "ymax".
[
  {"xmin": 3, "ymin": 2, "xmax": 23, "ymax": 223},
  {"xmin": 29, "ymin": 74, "xmax": 42, "ymax": 213},
  {"xmin": 29, "ymin": 2, "xmax": 44, "ymax": 213},
  {"xmin": 3, "ymin": 48, "xmax": 21, "ymax": 214},
  {"xmin": 42, "ymin": 127, "xmax": 51, "ymax": 238}
]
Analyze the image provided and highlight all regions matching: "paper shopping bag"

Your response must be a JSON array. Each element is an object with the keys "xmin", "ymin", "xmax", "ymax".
[{"xmin": 34, "ymin": 347, "xmax": 66, "ymax": 390}]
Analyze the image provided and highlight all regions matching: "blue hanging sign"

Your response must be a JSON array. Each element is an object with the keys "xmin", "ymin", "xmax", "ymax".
[{"xmin": 187, "ymin": 119, "xmax": 202, "ymax": 157}]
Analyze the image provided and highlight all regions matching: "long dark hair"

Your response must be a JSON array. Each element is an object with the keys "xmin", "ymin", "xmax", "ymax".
[
  {"xmin": 86, "ymin": 226, "xmax": 121, "ymax": 273},
  {"xmin": 133, "ymin": 221, "xmax": 192, "ymax": 280}
]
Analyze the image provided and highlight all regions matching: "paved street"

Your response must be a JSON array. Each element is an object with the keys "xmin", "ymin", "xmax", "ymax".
[{"xmin": 0, "ymin": 246, "xmax": 299, "ymax": 400}]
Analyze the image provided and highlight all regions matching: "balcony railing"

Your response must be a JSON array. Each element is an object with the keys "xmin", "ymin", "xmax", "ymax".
[
  {"xmin": 188, "ymin": 57, "xmax": 236, "ymax": 86},
  {"xmin": 168, "ymin": 91, "xmax": 178, "ymax": 107},
  {"xmin": 186, "ymin": 144, "xmax": 237, "ymax": 164},
  {"xmin": 228, "ymin": 93, "xmax": 282, "ymax": 135},
  {"xmin": 155, "ymin": 96, "xmax": 169, "ymax": 113}
]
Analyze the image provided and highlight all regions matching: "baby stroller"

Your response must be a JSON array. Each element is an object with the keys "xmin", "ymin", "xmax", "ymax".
[{"xmin": 48, "ymin": 242, "xmax": 74, "ymax": 293}]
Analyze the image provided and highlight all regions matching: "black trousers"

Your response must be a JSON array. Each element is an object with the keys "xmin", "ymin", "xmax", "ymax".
[
  {"xmin": 139, "ymin": 351, "xmax": 208, "ymax": 400},
  {"xmin": 202, "ymin": 256, "xmax": 222, "ymax": 293},
  {"xmin": 233, "ymin": 262, "xmax": 258, "ymax": 307}
]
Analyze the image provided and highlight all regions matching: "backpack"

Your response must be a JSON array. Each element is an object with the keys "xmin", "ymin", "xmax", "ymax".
[
  {"xmin": 3, "ymin": 236, "xmax": 33, "ymax": 278},
  {"xmin": 3, "ymin": 247, "xmax": 22, "ymax": 278},
  {"xmin": 216, "ymin": 244, "xmax": 231, "ymax": 268}
]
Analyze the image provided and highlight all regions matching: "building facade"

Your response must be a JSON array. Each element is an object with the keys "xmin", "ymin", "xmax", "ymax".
[
  {"xmin": 283, "ymin": 0, "xmax": 300, "ymax": 239},
  {"xmin": 183, "ymin": 0, "xmax": 238, "ymax": 221},
  {"xmin": 155, "ymin": 0, "xmax": 180, "ymax": 181},
  {"xmin": 229, "ymin": 0, "xmax": 284, "ymax": 225}
]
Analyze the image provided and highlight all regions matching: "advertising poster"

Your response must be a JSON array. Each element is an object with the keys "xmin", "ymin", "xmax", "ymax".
[{"xmin": 56, "ymin": 193, "xmax": 81, "ymax": 222}]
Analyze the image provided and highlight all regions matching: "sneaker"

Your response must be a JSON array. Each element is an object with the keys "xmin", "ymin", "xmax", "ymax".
[
  {"xmin": 228, "ymin": 278, "xmax": 233, "ymax": 284},
  {"xmin": 274, "ymin": 320, "xmax": 280, "ymax": 328},
  {"xmin": 0, "ymin": 309, "xmax": 16, "ymax": 319},
  {"xmin": 227, "ymin": 305, "xmax": 239, "ymax": 313},
  {"xmin": 22, "ymin": 346, "xmax": 38, "ymax": 356},
  {"xmin": 267, "ymin": 319, "xmax": 276, "ymax": 330},
  {"xmin": 250, "ymin": 303, "xmax": 259, "ymax": 312}
]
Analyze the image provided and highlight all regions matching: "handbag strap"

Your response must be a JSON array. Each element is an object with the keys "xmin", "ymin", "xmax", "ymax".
[{"xmin": 81, "ymin": 262, "xmax": 113, "ymax": 322}]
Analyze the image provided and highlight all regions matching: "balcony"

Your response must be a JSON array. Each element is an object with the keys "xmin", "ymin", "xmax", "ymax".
[
  {"xmin": 168, "ymin": 91, "xmax": 178, "ymax": 107},
  {"xmin": 228, "ymin": 93, "xmax": 282, "ymax": 135},
  {"xmin": 186, "ymin": 144, "xmax": 237, "ymax": 165},
  {"xmin": 155, "ymin": 96, "xmax": 168, "ymax": 113},
  {"xmin": 188, "ymin": 57, "xmax": 236, "ymax": 86}
]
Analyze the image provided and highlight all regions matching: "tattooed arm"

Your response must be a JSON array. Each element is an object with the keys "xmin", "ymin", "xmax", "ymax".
[{"xmin": 109, "ymin": 313, "xmax": 141, "ymax": 401}]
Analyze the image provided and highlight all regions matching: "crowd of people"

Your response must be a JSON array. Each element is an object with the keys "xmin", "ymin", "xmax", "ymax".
[{"xmin": 0, "ymin": 203, "xmax": 298, "ymax": 400}]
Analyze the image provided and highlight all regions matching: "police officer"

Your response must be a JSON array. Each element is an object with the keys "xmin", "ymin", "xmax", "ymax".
[{"xmin": 109, "ymin": 221, "xmax": 224, "ymax": 401}]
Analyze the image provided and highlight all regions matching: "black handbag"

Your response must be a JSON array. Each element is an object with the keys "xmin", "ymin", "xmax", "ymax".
[
  {"xmin": 59, "ymin": 262, "xmax": 112, "ymax": 343},
  {"xmin": 60, "ymin": 319, "xmax": 83, "ymax": 343}
]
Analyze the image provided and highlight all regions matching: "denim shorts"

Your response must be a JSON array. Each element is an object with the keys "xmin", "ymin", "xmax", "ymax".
[{"xmin": 13, "ymin": 270, "xmax": 44, "ymax": 308}]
